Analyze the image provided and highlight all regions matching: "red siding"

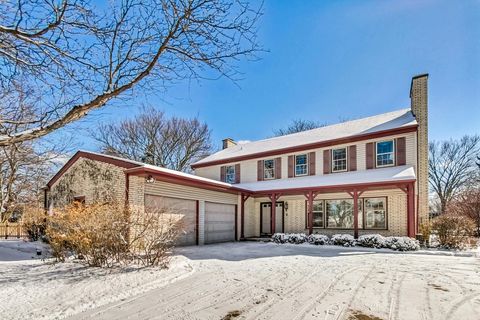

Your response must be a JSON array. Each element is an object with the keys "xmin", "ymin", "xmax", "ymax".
[
  {"xmin": 323, "ymin": 149, "xmax": 331, "ymax": 174},
  {"xmin": 288, "ymin": 155, "xmax": 294, "ymax": 178},
  {"xmin": 348, "ymin": 145, "xmax": 357, "ymax": 171},
  {"xmin": 257, "ymin": 160, "xmax": 264, "ymax": 181},
  {"xmin": 366, "ymin": 142, "xmax": 374, "ymax": 169},
  {"xmin": 235, "ymin": 163, "xmax": 241, "ymax": 183},
  {"xmin": 309, "ymin": 152, "xmax": 316, "ymax": 175},
  {"xmin": 220, "ymin": 166, "xmax": 226, "ymax": 182},
  {"xmin": 275, "ymin": 157, "xmax": 282, "ymax": 179},
  {"xmin": 396, "ymin": 137, "xmax": 406, "ymax": 165}
]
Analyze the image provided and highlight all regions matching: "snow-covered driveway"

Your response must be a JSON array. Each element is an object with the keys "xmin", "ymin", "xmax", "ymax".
[{"xmin": 69, "ymin": 242, "xmax": 480, "ymax": 320}]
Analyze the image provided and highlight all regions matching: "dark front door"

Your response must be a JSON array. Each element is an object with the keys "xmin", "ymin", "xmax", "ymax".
[{"xmin": 260, "ymin": 202, "xmax": 284, "ymax": 235}]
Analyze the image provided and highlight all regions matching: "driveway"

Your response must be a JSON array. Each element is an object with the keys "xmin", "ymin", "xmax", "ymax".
[{"xmin": 70, "ymin": 242, "xmax": 480, "ymax": 320}]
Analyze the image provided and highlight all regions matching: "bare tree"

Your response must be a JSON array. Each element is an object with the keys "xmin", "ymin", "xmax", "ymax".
[
  {"xmin": 93, "ymin": 107, "xmax": 211, "ymax": 172},
  {"xmin": 429, "ymin": 135, "xmax": 480, "ymax": 215},
  {"xmin": 449, "ymin": 186, "xmax": 480, "ymax": 236},
  {"xmin": 274, "ymin": 119, "xmax": 326, "ymax": 136},
  {"xmin": 0, "ymin": 0, "xmax": 262, "ymax": 146}
]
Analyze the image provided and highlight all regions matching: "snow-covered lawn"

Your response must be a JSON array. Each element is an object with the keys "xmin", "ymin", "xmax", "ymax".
[{"xmin": 1, "ymin": 240, "xmax": 479, "ymax": 320}]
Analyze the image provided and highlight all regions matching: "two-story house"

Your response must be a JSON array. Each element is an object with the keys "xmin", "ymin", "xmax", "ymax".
[{"xmin": 45, "ymin": 74, "xmax": 429, "ymax": 245}]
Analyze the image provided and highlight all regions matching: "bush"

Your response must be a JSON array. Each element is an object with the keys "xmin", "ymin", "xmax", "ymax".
[
  {"xmin": 307, "ymin": 234, "xmax": 329, "ymax": 245},
  {"xmin": 331, "ymin": 234, "xmax": 356, "ymax": 247},
  {"xmin": 22, "ymin": 206, "xmax": 46, "ymax": 241},
  {"xmin": 432, "ymin": 214, "xmax": 475, "ymax": 249},
  {"xmin": 384, "ymin": 237, "xmax": 420, "ymax": 251},
  {"xmin": 272, "ymin": 233, "xmax": 307, "ymax": 244},
  {"xmin": 47, "ymin": 203, "xmax": 181, "ymax": 267},
  {"xmin": 357, "ymin": 234, "xmax": 386, "ymax": 249}
]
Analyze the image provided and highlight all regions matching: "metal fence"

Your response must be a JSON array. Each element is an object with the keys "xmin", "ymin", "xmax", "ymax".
[{"xmin": 0, "ymin": 223, "xmax": 28, "ymax": 239}]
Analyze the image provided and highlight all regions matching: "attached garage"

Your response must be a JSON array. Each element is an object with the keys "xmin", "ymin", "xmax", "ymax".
[
  {"xmin": 145, "ymin": 195, "xmax": 197, "ymax": 246},
  {"xmin": 205, "ymin": 202, "xmax": 236, "ymax": 244}
]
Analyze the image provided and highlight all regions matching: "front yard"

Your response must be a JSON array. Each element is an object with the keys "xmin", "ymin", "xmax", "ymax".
[{"xmin": 0, "ymin": 240, "xmax": 479, "ymax": 320}]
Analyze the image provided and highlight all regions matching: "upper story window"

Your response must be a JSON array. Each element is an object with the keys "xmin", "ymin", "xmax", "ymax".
[
  {"xmin": 295, "ymin": 154, "xmax": 308, "ymax": 176},
  {"xmin": 332, "ymin": 148, "xmax": 347, "ymax": 172},
  {"xmin": 376, "ymin": 140, "xmax": 395, "ymax": 167},
  {"xmin": 225, "ymin": 165, "xmax": 236, "ymax": 184},
  {"xmin": 264, "ymin": 159, "xmax": 275, "ymax": 180}
]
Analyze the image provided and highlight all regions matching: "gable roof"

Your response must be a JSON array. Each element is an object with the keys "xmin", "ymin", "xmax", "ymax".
[{"xmin": 191, "ymin": 108, "xmax": 417, "ymax": 168}]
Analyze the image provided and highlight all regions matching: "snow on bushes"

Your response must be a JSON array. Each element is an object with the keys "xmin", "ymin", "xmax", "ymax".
[
  {"xmin": 271, "ymin": 233, "xmax": 419, "ymax": 251},
  {"xmin": 307, "ymin": 234, "xmax": 329, "ymax": 245},
  {"xmin": 330, "ymin": 234, "xmax": 356, "ymax": 247}
]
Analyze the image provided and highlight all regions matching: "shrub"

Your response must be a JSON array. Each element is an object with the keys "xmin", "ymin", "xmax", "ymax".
[
  {"xmin": 419, "ymin": 221, "xmax": 432, "ymax": 246},
  {"xmin": 384, "ymin": 237, "xmax": 420, "ymax": 251},
  {"xmin": 22, "ymin": 206, "xmax": 46, "ymax": 241},
  {"xmin": 307, "ymin": 234, "xmax": 329, "ymax": 245},
  {"xmin": 357, "ymin": 234, "xmax": 386, "ymax": 249},
  {"xmin": 272, "ymin": 233, "xmax": 307, "ymax": 244},
  {"xmin": 46, "ymin": 203, "xmax": 181, "ymax": 267},
  {"xmin": 331, "ymin": 234, "xmax": 356, "ymax": 247},
  {"xmin": 272, "ymin": 233, "xmax": 287, "ymax": 244},
  {"xmin": 432, "ymin": 214, "xmax": 475, "ymax": 249}
]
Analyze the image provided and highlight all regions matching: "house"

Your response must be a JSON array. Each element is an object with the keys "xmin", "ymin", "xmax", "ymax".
[{"xmin": 45, "ymin": 74, "xmax": 429, "ymax": 245}]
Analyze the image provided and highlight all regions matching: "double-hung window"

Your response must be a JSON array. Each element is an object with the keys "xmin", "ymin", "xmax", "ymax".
[
  {"xmin": 364, "ymin": 197, "xmax": 387, "ymax": 229},
  {"xmin": 295, "ymin": 154, "xmax": 308, "ymax": 176},
  {"xmin": 376, "ymin": 140, "xmax": 395, "ymax": 167},
  {"xmin": 332, "ymin": 148, "xmax": 347, "ymax": 172},
  {"xmin": 225, "ymin": 165, "xmax": 236, "ymax": 184},
  {"xmin": 264, "ymin": 159, "xmax": 275, "ymax": 179},
  {"xmin": 312, "ymin": 201, "xmax": 324, "ymax": 228}
]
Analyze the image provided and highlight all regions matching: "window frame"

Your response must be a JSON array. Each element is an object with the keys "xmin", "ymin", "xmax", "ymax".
[
  {"xmin": 294, "ymin": 154, "xmax": 309, "ymax": 177},
  {"xmin": 263, "ymin": 159, "xmax": 276, "ymax": 180},
  {"xmin": 305, "ymin": 200, "xmax": 324, "ymax": 228},
  {"xmin": 331, "ymin": 147, "xmax": 348, "ymax": 173},
  {"xmin": 375, "ymin": 140, "xmax": 395, "ymax": 168},
  {"xmin": 325, "ymin": 199, "xmax": 363, "ymax": 229},
  {"xmin": 363, "ymin": 197, "xmax": 388, "ymax": 230},
  {"xmin": 224, "ymin": 165, "xmax": 236, "ymax": 184}
]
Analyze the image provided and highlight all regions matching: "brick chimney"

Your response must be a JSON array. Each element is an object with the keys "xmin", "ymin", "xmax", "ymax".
[
  {"xmin": 410, "ymin": 74, "xmax": 429, "ymax": 230},
  {"xmin": 222, "ymin": 138, "xmax": 237, "ymax": 149}
]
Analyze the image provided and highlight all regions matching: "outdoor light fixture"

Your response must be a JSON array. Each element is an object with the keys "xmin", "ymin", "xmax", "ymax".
[
  {"xmin": 284, "ymin": 201, "xmax": 289, "ymax": 211},
  {"xmin": 146, "ymin": 175, "xmax": 155, "ymax": 183}
]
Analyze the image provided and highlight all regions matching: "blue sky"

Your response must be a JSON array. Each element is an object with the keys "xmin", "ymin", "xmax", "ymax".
[{"xmin": 74, "ymin": 0, "xmax": 480, "ymax": 151}]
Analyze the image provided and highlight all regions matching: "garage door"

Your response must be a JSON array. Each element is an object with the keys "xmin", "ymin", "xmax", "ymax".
[
  {"xmin": 145, "ymin": 195, "xmax": 197, "ymax": 246},
  {"xmin": 205, "ymin": 202, "xmax": 236, "ymax": 244}
]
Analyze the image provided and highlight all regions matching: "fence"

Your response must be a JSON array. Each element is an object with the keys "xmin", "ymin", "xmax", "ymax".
[{"xmin": 0, "ymin": 223, "xmax": 28, "ymax": 239}]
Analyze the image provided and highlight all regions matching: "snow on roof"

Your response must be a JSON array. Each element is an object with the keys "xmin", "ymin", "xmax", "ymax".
[
  {"xmin": 193, "ymin": 108, "xmax": 416, "ymax": 165},
  {"xmin": 235, "ymin": 165, "xmax": 416, "ymax": 192}
]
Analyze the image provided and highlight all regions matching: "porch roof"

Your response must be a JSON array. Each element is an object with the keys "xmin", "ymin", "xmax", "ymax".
[{"xmin": 234, "ymin": 165, "xmax": 416, "ymax": 193}]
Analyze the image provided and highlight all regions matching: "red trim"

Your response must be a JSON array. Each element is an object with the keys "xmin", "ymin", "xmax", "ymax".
[
  {"xmin": 240, "ymin": 194, "xmax": 250, "ymax": 239},
  {"xmin": 352, "ymin": 190, "xmax": 359, "ymax": 238},
  {"xmin": 47, "ymin": 151, "xmax": 140, "ymax": 188},
  {"xmin": 195, "ymin": 200, "xmax": 199, "ymax": 245},
  {"xmin": 407, "ymin": 182, "xmax": 415, "ymax": 237},
  {"xmin": 191, "ymin": 125, "xmax": 418, "ymax": 169}
]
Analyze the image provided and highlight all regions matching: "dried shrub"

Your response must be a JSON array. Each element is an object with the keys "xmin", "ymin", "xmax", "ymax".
[
  {"xmin": 432, "ymin": 214, "xmax": 475, "ymax": 249},
  {"xmin": 22, "ymin": 206, "xmax": 46, "ymax": 241},
  {"xmin": 46, "ymin": 203, "xmax": 181, "ymax": 267},
  {"xmin": 419, "ymin": 221, "xmax": 432, "ymax": 246}
]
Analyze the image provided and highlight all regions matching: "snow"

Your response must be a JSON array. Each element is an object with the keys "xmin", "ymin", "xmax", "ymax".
[
  {"xmin": 193, "ymin": 108, "xmax": 417, "ymax": 165},
  {"xmin": 2, "ymin": 241, "xmax": 479, "ymax": 320},
  {"xmin": 235, "ymin": 165, "xmax": 416, "ymax": 192}
]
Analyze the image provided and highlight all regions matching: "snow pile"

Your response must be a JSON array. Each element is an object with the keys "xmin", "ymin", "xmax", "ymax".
[
  {"xmin": 357, "ymin": 234, "xmax": 387, "ymax": 249},
  {"xmin": 307, "ymin": 234, "xmax": 330, "ymax": 245},
  {"xmin": 385, "ymin": 236, "xmax": 420, "ymax": 251},
  {"xmin": 330, "ymin": 234, "xmax": 356, "ymax": 247}
]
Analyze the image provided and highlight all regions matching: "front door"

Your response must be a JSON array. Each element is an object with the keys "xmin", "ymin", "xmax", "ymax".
[{"xmin": 260, "ymin": 202, "xmax": 284, "ymax": 235}]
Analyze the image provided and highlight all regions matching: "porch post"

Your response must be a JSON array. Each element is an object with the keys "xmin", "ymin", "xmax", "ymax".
[
  {"xmin": 271, "ymin": 193, "xmax": 276, "ymax": 234},
  {"xmin": 307, "ymin": 191, "xmax": 314, "ymax": 235},
  {"xmin": 353, "ymin": 189, "xmax": 359, "ymax": 239},
  {"xmin": 240, "ymin": 194, "xmax": 249, "ymax": 240},
  {"xmin": 407, "ymin": 182, "xmax": 415, "ymax": 237}
]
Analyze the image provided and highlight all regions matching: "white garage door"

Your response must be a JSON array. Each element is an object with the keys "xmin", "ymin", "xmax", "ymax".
[
  {"xmin": 144, "ymin": 195, "xmax": 197, "ymax": 246},
  {"xmin": 205, "ymin": 202, "xmax": 236, "ymax": 244}
]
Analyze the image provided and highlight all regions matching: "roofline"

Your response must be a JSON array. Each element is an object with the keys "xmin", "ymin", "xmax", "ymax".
[
  {"xmin": 46, "ymin": 151, "xmax": 140, "ymax": 188},
  {"xmin": 125, "ymin": 167, "xmax": 251, "ymax": 195},
  {"xmin": 191, "ymin": 124, "xmax": 418, "ymax": 169}
]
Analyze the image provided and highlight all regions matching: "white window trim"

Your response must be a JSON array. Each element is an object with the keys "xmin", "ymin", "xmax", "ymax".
[
  {"xmin": 263, "ymin": 159, "xmax": 276, "ymax": 180},
  {"xmin": 225, "ymin": 165, "xmax": 236, "ymax": 184},
  {"xmin": 331, "ymin": 147, "xmax": 348, "ymax": 173},
  {"xmin": 294, "ymin": 154, "xmax": 309, "ymax": 177},
  {"xmin": 376, "ymin": 140, "xmax": 395, "ymax": 168}
]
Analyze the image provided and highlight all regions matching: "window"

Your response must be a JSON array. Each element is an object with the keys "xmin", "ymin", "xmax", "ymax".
[
  {"xmin": 332, "ymin": 148, "xmax": 347, "ymax": 172},
  {"xmin": 295, "ymin": 154, "xmax": 308, "ymax": 176},
  {"xmin": 225, "ymin": 165, "xmax": 236, "ymax": 183},
  {"xmin": 364, "ymin": 197, "xmax": 387, "ymax": 229},
  {"xmin": 264, "ymin": 159, "xmax": 275, "ymax": 179},
  {"xmin": 326, "ymin": 199, "xmax": 363, "ymax": 229},
  {"xmin": 312, "ymin": 200, "xmax": 324, "ymax": 228},
  {"xmin": 376, "ymin": 140, "xmax": 395, "ymax": 167}
]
